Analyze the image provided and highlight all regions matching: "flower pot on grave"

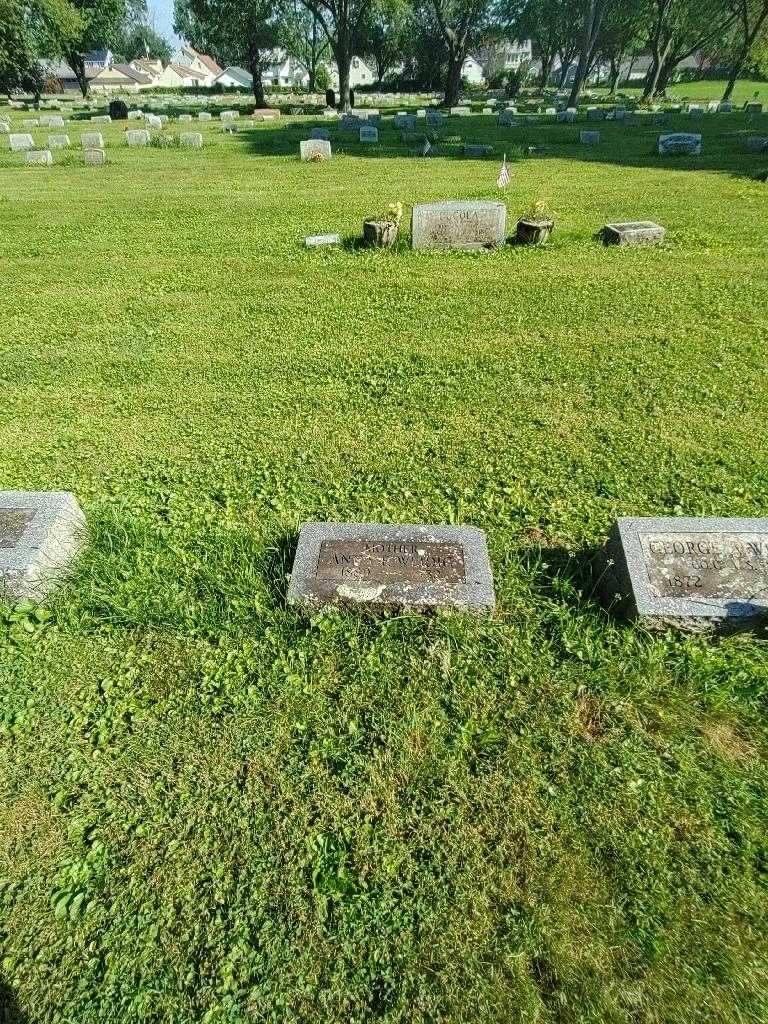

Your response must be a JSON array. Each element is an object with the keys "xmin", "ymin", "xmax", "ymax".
[
  {"xmin": 516, "ymin": 218, "xmax": 554, "ymax": 246},
  {"xmin": 363, "ymin": 219, "xmax": 399, "ymax": 248}
]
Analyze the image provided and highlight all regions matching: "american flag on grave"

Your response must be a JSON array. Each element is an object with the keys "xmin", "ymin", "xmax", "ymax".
[{"xmin": 496, "ymin": 154, "xmax": 511, "ymax": 188}]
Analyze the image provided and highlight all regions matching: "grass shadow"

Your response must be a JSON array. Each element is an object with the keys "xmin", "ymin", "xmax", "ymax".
[
  {"xmin": 0, "ymin": 977, "xmax": 27, "ymax": 1024},
  {"xmin": 259, "ymin": 529, "xmax": 299, "ymax": 607}
]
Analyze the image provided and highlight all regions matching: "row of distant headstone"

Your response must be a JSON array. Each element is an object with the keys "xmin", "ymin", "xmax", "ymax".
[{"xmin": 3, "ymin": 491, "xmax": 766, "ymax": 635}]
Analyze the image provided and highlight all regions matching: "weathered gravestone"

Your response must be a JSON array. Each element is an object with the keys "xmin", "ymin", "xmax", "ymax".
[
  {"xmin": 9, "ymin": 134, "xmax": 34, "ymax": 152},
  {"xmin": 580, "ymin": 130, "xmax": 600, "ymax": 144},
  {"xmin": 341, "ymin": 113, "xmax": 362, "ymax": 130},
  {"xmin": 411, "ymin": 200, "xmax": 507, "ymax": 251},
  {"xmin": 602, "ymin": 221, "xmax": 665, "ymax": 246},
  {"xmin": 125, "ymin": 129, "xmax": 150, "ymax": 146},
  {"xmin": 719, "ymin": 102, "xmax": 733, "ymax": 113},
  {"xmin": 359, "ymin": 125, "xmax": 378, "ymax": 143},
  {"xmin": 198, "ymin": 112, "xmax": 212, "ymax": 121},
  {"xmin": 746, "ymin": 136, "xmax": 768, "ymax": 153},
  {"xmin": 586, "ymin": 107, "xmax": 604, "ymax": 120},
  {"xmin": 127, "ymin": 110, "xmax": 144, "ymax": 120},
  {"xmin": 300, "ymin": 138, "xmax": 332, "ymax": 161},
  {"xmin": 287, "ymin": 522, "xmax": 495, "ymax": 613},
  {"xmin": 425, "ymin": 109, "xmax": 443, "ymax": 127},
  {"xmin": 0, "ymin": 492, "xmax": 86, "ymax": 602},
  {"xmin": 22, "ymin": 118, "xmax": 40, "ymax": 129},
  {"xmin": 178, "ymin": 114, "xmax": 192, "ymax": 122},
  {"xmin": 25, "ymin": 149, "xmax": 53, "ymax": 165},
  {"xmin": 180, "ymin": 132, "xmax": 203, "ymax": 148},
  {"xmin": 745, "ymin": 102, "xmax": 763, "ymax": 116},
  {"xmin": 47, "ymin": 133, "xmax": 69, "ymax": 149},
  {"xmin": 304, "ymin": 233, "xmax": 341, "ymax": 247},
  {"xmin": 449, "ymin": 106, "xmax": 470, "ymax": 116},
  {"xmin": 557, "ymin": 109, "xmax": 576, "ymax": 123},
  {"xmin": 90, "ymin": 115, "xmax": 111, "ymax": 124},
  {"xmin": 145, "ymin": 114, "xmax": 162, "ymax": 129},
  {"xmin": 394, "ymin": 113, "xmax": 416, "ymax": 130},
  {"xmin": 658, "ymin": 133, "xmax": 701, "ymax": 155},
  {"xmin": 0, "ymin": 122, "xmax": 9, "ymax": 134},
  {"xmin": 81, "ymin": 131, "xmax": 104, "ymax": 149},
  {"xmin": 498, "ymin": 110, "xmax": 517, "ymax": 126},
  {"xmin": 44, "ymin": 116, "xmax": 65, "ymax": 128},
  {"xmin": 84, "ymin": 148, "xmax": 106, "ymax": 165},
  {"xmin": 311, "ymin": 127, "xmax": 330, "ymax": 140},
  {"xmin": 602, "ymin": 517, "xmax": 768, "ymax": 633}
]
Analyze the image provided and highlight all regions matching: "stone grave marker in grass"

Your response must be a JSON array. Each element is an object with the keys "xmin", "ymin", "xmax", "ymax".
[
  {"xmin": 411, "ymin": 200, "xmax": 506, "ymax": 251},
  {"xmin": 658, "ymin": 133, "xmax": 701, "ymax": 155},
  {"xmin": 602, "ymin": 517, "xmax": 768, "ymax": 634},
  {"xmin": 746, "ymin": 136, "xmax": 768, "ymax": 153},
  {"xmin": 126, "ymin": 129, "xmax": 150, "ymax": 146},
  {"xmin": 359, "ymin": 125, "xmax": 378, "ymax": 143},
  {"xmin": 9, "ymin": 134, "xmax": 34, "ymax": 152},
  {"xmin": 47, "ymin": 134, "xmax": 70, "ymax": 148},
  {"xmin": 580, "ymin": 130, "xmax": 600, "ymax": 144},
  {"xmin": 304, "ymin": 234, "xmax": 341, "ymax": 247},
  {"xmin": 25, "ymin": 150, "xmax": 53, "ymax": 166},
  {"xmin": 311, "ymin": 128, "xmax": 330, "ymax": 140},
  {"xmin": 180, "ymin": 132, "xmax": 203, "ymax": 148},
  {"xmin": 84, "ymin": 148, "xmax": 106, "ymax": 165},
  {"xmin": 198, "ymin": 112, "xmax": 212, "ymax": 121},
  {"xmin": 80, "ymin": 132, "xmax": 104, "ymax": 149},
  {"xmin": 463, "ymin": 143, "xmax": 493, "ymax": 157},
  {"xmin": 602, "ymin": 222, "xmax": 665, "ymax": 246},
  {"xmin": 287, "ymin": 522, "xmax": 495, "ymax": 613},
  {"xmin": 300, "ymin": 139, "xmax": 332, "ymax": 161},
  {"xmin": 0, "ymin": 492, "xmax": 86, "ymax": 602},
  {"xmin": 425, "ymin": 110, "xmax": 443, "ymax": 127}
]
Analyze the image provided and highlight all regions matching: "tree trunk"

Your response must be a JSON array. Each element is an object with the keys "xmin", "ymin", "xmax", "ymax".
[
  {"xmin": 249, "ymin": 49, "xmax": 266, "ymax": 105},
  {"xmin": 557, "ymin": 60, "xmax": 570, "ymax": 88},
  {"xmin": 655, "ymin": 53, "xmax": 677, "ymax": 96},
  {"xmin": 336, "ymin": 51, "xmax": 351, "ymax": 112},
  {"xmin": 607, "ymin": 57, "xmax": 619, "ymax": 94},
  {"xmin": 539, "ymin": 52, "xmax": 553, "ymax": 90},
  {"xmin": 444, "ymin": 47, "xmax": 463, "ymax": 107},
  {"xmin": 67, "ymin": 52, "xmax": 88, "ymax": 98},
  {"xmin": 568, "ymin": 0, "xmax": 600, "ymax": 108}
]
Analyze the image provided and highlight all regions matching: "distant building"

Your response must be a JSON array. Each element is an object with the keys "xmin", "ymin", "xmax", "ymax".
[
  {"xmin": 171, "ymin": 45, "xmax": 223, "ymax": 86},
  {"xmin": 215, "ymin": 67, "xmax": 254, "ymax": 89},
  {"xmin": 83, "ymin": 50, "xmax": 113, "ymax": 70},
  {"xmin": 462, "ymin": 56, "xmax": 485, "ymax": 85}
]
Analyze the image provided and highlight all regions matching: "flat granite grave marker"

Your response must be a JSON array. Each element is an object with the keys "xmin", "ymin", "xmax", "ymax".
[
  {"xmin": 304, "ymin": 233, "xmax": 341, "ymax": 247},
  {"xmin": 463, "ymin": 143, "xmax": 492, "ymax": 157},
  {"xmin": 300, "ymin": 138, "xmax": 332, "ymax": 161},
  {"xmin": 658, "ymin": 132, "xmax": 701, "ymax": 155},
  {"xmin": 0, "ymin": 491, "xmax": 85, "ymax": 601},
  {"xmin": 287, "ymin": 522, "xmax": 495, "ymax": 613},
  {"xmin": 48, "ymin": 134, "xmax": 70, "ymax": 148},
  {"xmin": 425, "ymin": 110, "xmax": 443, "ymax": 127},
  {"xmin": 411, "ymin": 200, "xmax": 506, "ymax": 251},
  {"xmin": 359, "ymin": 125, "xmax": 379, "ymax": 142},
  {"xmin": 602, "ymin": 221, "xmax": 665, "ymax": 246},
  {"xmin": 603, "ymin": 517, "xmax": 768, "ymax": 633},
  {"xmin": 580, "ymin": 130, "xmax": 600, "ymax": 144},
  {"xmin": 310, "ymin": 127, "xmax": 330, "ymax": 140}
]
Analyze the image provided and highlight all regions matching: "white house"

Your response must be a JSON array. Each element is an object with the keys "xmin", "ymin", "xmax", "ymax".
[
  {"xmin": 215, "ymin": 67, "xmax": 253, "ymax": 88},
  {"xmin": 462, "ymin": 56, "xmax": 485, "ymax": 85},
  {"xmin": 327, "ymin": 56, "xmax": 374, "ymax": 90},
  {"xmin": 83, "ymin": 50, "xmax": 113, "ymax": 71},
  {"xmin": 171, "ymin": 45, "xmax": 223, "ymax": 86},
  {"xmin": 261, "ymin": 50, "xmax": 310, "ymax": 88}
]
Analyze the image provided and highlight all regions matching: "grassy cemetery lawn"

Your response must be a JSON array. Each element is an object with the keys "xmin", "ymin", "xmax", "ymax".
[{"xmin": 1, "ymin": 96, "xmax": 768, "ymax": 1023}]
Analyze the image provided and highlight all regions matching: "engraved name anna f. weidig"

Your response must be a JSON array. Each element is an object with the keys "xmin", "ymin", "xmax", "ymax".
[
  {"xmin": 316, "ymin": 540, "xmax": 466, "ymax": 585},
  {"xmin": 0, "ymin": 508, "xmax": 35, "ymax": 550},
  {"xmin": 642, "ymin": 533, "xmax": 768, "ymax": 601}
]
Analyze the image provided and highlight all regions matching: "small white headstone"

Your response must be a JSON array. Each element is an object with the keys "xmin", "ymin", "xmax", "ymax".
[
  {"xmin": 180, "ymin": 132, "xmax": 203, "ymax": 148},
  {"xmin": 48, "ymin": 134, "xmax": 70, "ymax": 148},
  {"xmin": 178, "ymin": 114, "xmax": 192, "ymax": 122},
  {"xmin": 25, "ymin": 149, "xmax": 53, "ymax": 166},
  {"xmin": 9, "ymin": 133, "xmax": 35, "ymax": 152},
  {"xmin": 84, "ymin": 148, "xmax": 106, "ymax": 165},
  {"xmin": 125, "ymin": 129, "xmax": 150, "ymax": 146},
  {"xmin": 145, "ymin": 114, "xmax": 162, "ymax": 129},
  {"xmin": 81, "ymin": 132, "xmax": 104, "ymax": 149},
  {"xmin": 90, "ymin": 115, "xmax": 112, "ymax": 124},
  {"xmin": 22, "ymin": 118, "xmax": 40, "ymax": 129},
  {"xmin": 300, "ymin": 138, "xmax": 332, "ymax": 161},
  {"xmin": 198, "ymin": 111, "xmax": 212, "ymax": 120}
]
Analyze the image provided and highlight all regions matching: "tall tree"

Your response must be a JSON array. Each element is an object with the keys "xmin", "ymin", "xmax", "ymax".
[
  {"xmin": 55, "ymin": 0, "xmax": 132, "ymax": 96},
  {"xmin": 642, "ymin": 0, "xmax": 735, "ymax": 99},
  {"xmin": 428, "ymin": 0, "xmax": 509, "ymax": 107},
  {"xmin": 359, "ymin": 0, "xmax": 408, "ymax": 83},
  {"xmin": 566, "ymin": 0, "xmax": 609, "ymax": 106},
  {"xmin": 517, "ymin": 0, "xmax": 580, "ymax": 90},
  {"xmin": 0, "ymin": 0, "xmax": 82, "ymax": 98},
  {"xmin": 297, "ymin": 0, "xmax": 375, "ymax": 111},
  {"xmin": 721, "ymin": 0, "xmax": 768, "ymax": 99},
  {"xmin": 277, "ymin": 0, "xmax": 329, "ymax": 90},
  {"xmin": 116, "ymin": 20, "xmax": 172, "ymax": 60},
  {"xmin": 595, "ymin": 0, "xmax": 648, "ymax": 93},
  {"xmin": 175, "ymin": 0, "xmax": 280, "ymax": 104}
]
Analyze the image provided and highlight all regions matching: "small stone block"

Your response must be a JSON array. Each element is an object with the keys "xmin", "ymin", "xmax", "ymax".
[
  {"xmin": 603, "ymin": 517, "xmax": 768, "ymax": 633},
  {"xmin": 603, "ymin": 221, "xmax": 665, "ymax": 246},
  {"xmin": 304, "ymin": 233, "xmax": 341, "ymax": 247},
  {"xmin": 0, "ymin": 491, "xmax": 86, "ymax": 601},
  {"xmin": 9, "ymin": 133, "xmax": 34, "ymax": 152},
  {"xmin": 580, "ymin": 130, "xmax": 600, "ymax": 144},
  {"xmin": 84, "ymin": 148, "xmax": 106, "ymax": 165},
  {"xmin": 746, "ymin": 136, "xmax": 768, "ymax": 152},
  {"xmin": 48, "ymin": 134, "xmax": 70, "ymax": 148},
  {"xmin": 198, "ymin": 112, "xmax": 212, "ymax": 121},
  {"xmin": 180, "ymin": 132, "xmax": 203, "ymax": 148},
  {"xmin": 359, "ymin": 125, "xmax": 378, "ymax": 142},
  {"xmin": 125, "ymin": 129, "xmax": 150, "ymax": 146},
  {"xmin": 425, "ymin": 110, "xmax": 443, "ymax": 127},
  {"xmin": 287, "ymin": 522, "xmax": 495, "ymax": 613},
  {"xmin": 80, "ymin": 132, "xmax": 104, "ymax": 149},
  {"xmin": 310, "ymin": 127, "xmax": 330, "ymax": 140},
  {"xmin": 463, "ymin": 143, "xmax": 492, "ymax": 157}
]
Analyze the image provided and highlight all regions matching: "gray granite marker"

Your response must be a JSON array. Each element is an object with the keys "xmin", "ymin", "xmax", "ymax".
[
  {"xmin": 602, "ymin": 516, "xmax": 768, "ymax": 633},
  {"xmin": 0, "ymin": 491, "xmax": 86, "ymax": 601},
  {"xmin": 24, "ymin": 149, "xmax": 53, "ymax": 165},
  {"xmin": 580, "ymin": 130, "xmax": 600, "ymax": 144},
  {"xmin": 411, "ymin": 200, "xmax": 506, "ymax": 251},
  {"xmin": 9, "ymin": 134, "xmax": 34, "ymax": 152},
  {"xmin": 300, "ymin": 138, "xmax": 332, "ymax": 161},
  {"xmin": 359, "ymin": 125, "xmax": 379, "ymax": 143},
  {"xmin": 658, "ymin": 133, "xmax": 701, "ymax": 155},
  {"xmin": 603, "ymin": 221, "xmax": 665, "ymax": 246},
  {"xmin": 304, "ymin": 233, "xmax": 341, "ymax": 247},
  {"xmin": 463, "ymin": 143, "xmax": 492, "ymax": 157},
  {"xmin": 288, "ymin": 522, "xmax": 495, "ymax": 613}
]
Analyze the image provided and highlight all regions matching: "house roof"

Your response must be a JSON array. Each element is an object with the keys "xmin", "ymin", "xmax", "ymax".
[
  {"xmin": 187, "ymin": 46, "xmax": 222, "ymax": 76},
  {"xmin": 84, "ymin": 50, "xmax": 111, "ymax": 64},
  {"xmin": 215, "ymin": 66, "xmax": 253, "ymax": 86},
  {"xmin": 113, "ymin": 63, "xmax": 154, "ymax": 85},
  {"xmin": 168, "ymin": 62, "xmax": 203, "ymax": 80}
]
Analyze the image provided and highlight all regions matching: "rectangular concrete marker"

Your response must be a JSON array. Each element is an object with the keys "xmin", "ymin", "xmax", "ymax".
[
  {"xmin": 0, "ymin": 492, "xmax": 86, "ymax": 602},
  {"xmin": 180, "ymin": 132, "xmax": 203, "ymax": 148},
  {"xmin": 359, "ymin": 125, "xmax": 378, "ymax": 143},
  {"xmin": 81, "ymin": 131, "xmax": 104, "ymax": 149},
  {"xmin": 288, "ymin": 522, "xmax": 495, "ymax": 612},
  {"xmin": 411, "ymin": 200, "xmax": 506, "ymax": 251},
  {"xmin": 25, "ymin": 149, "xmax": 53, "ymax": 165},
  {"xmin": 603, "ymin": 517, "xmax": 768, "ymax": 633},
  {"xmin": 48, "ymin": 134, "xmax": 70, "ymax": 148},
  {"xmin": 603, "ymin": 221, "xmax": 665, "ymax": 246},
  {"xmin": 9, "ymin": 134, "xmax": 34, "ymax": 152},
  {"xmin": 304, "ymin": 233, "xmax": 341, "ymax": 247},
  {"xmin": 580, "ymin": 130, "xmax": 600, "ymax": 144},
  {"xmin": 125, "ymin": 129, "xmax": 150, "ymax": 146},
  {"xmin": 84, "ymin": 148, "xmax": 106, "ymax": 165}
]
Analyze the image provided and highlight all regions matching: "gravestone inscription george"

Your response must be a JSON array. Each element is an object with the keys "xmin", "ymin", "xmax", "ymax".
[
  {"xmin": 0, "ymin": 492, "xmax": 86, "ymax": 601},
  {"xmin": 288, "ymin": 522, "xmax": 495, "ymax": 612},
  {"xmin": 603, "ymin": 517, "xmax": 768, "ymax": 633},
  {"xmin": 411, "ymin": 200, "xmax": 507, "ymax": 251}
]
